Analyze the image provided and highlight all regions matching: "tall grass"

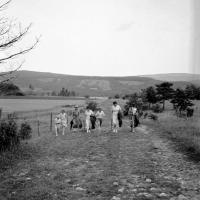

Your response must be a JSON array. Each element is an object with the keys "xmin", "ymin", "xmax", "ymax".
[{"xmin": 146, "ymin": 100, "xmax": 200, "ymax": 157}]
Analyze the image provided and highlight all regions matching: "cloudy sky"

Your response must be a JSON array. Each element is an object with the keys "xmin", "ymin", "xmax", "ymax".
[{"xmin": 4, "ymin": 0, "xmax": 196, "ymax": 76}]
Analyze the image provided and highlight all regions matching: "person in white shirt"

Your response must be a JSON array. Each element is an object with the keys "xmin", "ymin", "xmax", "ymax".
[
  {"xmin": 59, "ymin": 109, "xmax": 68, "ymax": 135},
  {"xmin": 85, "ymin": 106, "xmax": 93, "ymax": 133},
  {"xmin": 95, "ymin": 108, "xmax": 105, "ymax": 129},
  {"xmin": 111, "ymin": 101, "xmax": 121, "ymax": 133},
  {"xmin": 55, "ymin": 115, "xmax": 62, "ymax": 136}
]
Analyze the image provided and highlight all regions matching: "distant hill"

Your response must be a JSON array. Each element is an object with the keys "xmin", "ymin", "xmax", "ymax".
[
  {"xmin": 140, "ymin": 73, "xmax": 200, "ymax": 85},
  {"xmin": 11, "ymin": 70, "xmax": 198, "ymax": 96}
]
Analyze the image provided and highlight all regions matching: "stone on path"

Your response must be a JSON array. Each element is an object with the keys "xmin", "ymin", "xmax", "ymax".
[
  {"xmin": 177, "ymin": 194, "xmax": 188, "ymax": 200},
  {"xmin": 111, "ymin": 196, "xmax": 120, "ymax": 200}
]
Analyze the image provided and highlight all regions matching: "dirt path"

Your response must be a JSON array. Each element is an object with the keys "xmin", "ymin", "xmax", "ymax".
[{"xmin": 1, "ymin": 117, "xmax": 200, "ymax": 199}]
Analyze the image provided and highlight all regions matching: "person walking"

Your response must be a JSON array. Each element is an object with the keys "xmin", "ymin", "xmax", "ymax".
[
  {"xmin": 59, "ymin": 109, "xmax": 68, "ymax": 135},
  {"xmin": 54, "ymin": 114, "xmax": 62, "ymax": 136},
  {"xmin": 128, "ymin": 104, "xmax": 139, "ymax": 133},
  {"xmin": 85, "ymin": 106, "xmax": 93, "ymax": 133},
  {"xmin": 70, "ymin": 105, "xmax": 81, "ymax": 130},
  {"xmin": 95, "ymin": 107, "xmax": 105, "ymax": 129},
  {"xmin": 111, "ymin": 101, "xmax": 121, "ymax": 133}
]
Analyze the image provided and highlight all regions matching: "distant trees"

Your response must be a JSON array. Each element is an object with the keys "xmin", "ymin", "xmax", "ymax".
[
  {"xmin": 123, "ymin": 81, "xmax": 200, "ymax": 117},
  {"xmin": 51, "ymin": 90, "xmax": 57, "ymax": 96},
  {"xmin": 58, "ymin": 87, "xmax": 76, "ymax": 97},
  {"xmin": 0, "ymin": 0, "xmax": 39, "ymax": 83}
]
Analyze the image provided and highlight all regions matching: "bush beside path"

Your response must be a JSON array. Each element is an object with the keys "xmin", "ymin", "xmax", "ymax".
[{"xmin": 1, "ymin": 100, "xmax": 200, "ymax": 200}]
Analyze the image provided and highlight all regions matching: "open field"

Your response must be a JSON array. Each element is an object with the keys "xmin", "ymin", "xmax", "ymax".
[{"xmin": 0, "ymin": 99, "xmax": 86, "ymax": 113}]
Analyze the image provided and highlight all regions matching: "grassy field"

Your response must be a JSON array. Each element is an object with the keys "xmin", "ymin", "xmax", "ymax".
[
  {"xmin": 0, "ymin": 99, "xmax": 185, "ymax": 200},
  {"xmin": 0, "ymin": 99, "xmax": 86, "ymax": 113},
  {"xmin": 1, "ymin": 99, "xmax": 200, "ymax": 199},
  {"xmin": 144, "ymin": 100, "xmax": 200, "ymax": 160}
]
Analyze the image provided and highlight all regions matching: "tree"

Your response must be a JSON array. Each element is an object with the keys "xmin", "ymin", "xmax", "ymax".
[
  {"xmin": 0, "ymin": 81, "xmax": 24, "ymax": 95},
  {"xmin": 171, "ymin": 88, "xmax": 193, "ymax": 114},
  {"xmin": 155, "ymin": 82, "xmax": 174, "ymax": 110},
  {"xmin": 0, "ymin": 0, "xmax": 39, "ymax": 83},
  {"xmin": 59, "ymin": 87, "xmax": 66, "ymax": 96},
  {"xmin": 143, "ymin": 86, "xmax": 158, "ymax": 109},
  {"xmin": 29, "ymin": 84, "xmax": 34, "ymax": 90},
  {"xmin": 185, "ymin": 84, "xmax": 200, "ymax": 100},
  {"xmin": 51, "ymin": 90, "xmax": 57, "ymax": 96}
]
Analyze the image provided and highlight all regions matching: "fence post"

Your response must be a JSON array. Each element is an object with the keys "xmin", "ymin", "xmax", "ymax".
[
  {"xmin": 37, "ymin": 120, "xmax": 40, "ymax": 137},
  {"xmin": 50, "ymin": 112, "xmax": 53, "ymax": 132}
]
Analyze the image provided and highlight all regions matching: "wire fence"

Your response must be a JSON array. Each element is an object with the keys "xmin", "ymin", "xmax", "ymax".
[{"xmin": 0, "ymin": 107, "xmax": 87, "ymax": 138}]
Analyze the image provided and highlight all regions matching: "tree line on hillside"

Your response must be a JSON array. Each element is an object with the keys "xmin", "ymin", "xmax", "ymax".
[
  {"xmin": 0, "ymin": 82, "xmax": 78, "ymax": 97},
  {"xmin": 56, "ymin": 87, "xmax": 77, "ymax": 97},
  {"xmin": 123, "ymin": 82, "xmax": 199, "ymax": 117}
]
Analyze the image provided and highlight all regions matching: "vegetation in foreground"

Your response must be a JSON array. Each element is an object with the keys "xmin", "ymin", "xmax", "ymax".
[{"xmin": 144, "ymin": 100, "xmax": 200, "ymax": 160}]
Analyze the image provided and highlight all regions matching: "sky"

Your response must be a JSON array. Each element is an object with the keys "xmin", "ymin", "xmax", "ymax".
[{"xmin": 2, "ymin": 0, "xmax": 197, "ymax": 76}]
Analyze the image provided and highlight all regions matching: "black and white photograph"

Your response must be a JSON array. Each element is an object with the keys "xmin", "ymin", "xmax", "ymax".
[{"xmin": 0, "ymin": 0, "xmax": 200, "ymax": 199}]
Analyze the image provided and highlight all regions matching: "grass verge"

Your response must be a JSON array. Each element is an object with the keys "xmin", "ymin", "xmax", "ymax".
[{"xmin": 144, "ymin": 110, "xmax": 200, "ymax": 162}]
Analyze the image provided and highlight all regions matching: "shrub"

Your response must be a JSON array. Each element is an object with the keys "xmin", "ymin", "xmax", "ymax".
[
  {"xmin": 114, "ymin": 94, "xmax": 120, "ymax": 99},
  {"xmin": 86, "ymin": 101, "xmax": 98, "ymax": 111},
  {"xmin": 141, "ymin": 104, "xmax": 149, "ymax": 111},
  {"xmin": 19, "ymin": 121, "xmax": 32, "ymax": 140},
  {"xmin": 84, "ymin": 95, "xmax": 90, "ymax": 99},
  {"xmin": 0, "ymin": 119, "xmax": 19, "ymax": 151},
  {"xmin": 123, "ymin": 93, "xmax": 143, "ymax": 116},
  {"xmin": 148, "ymin": 113, "xmax": 158, "ymax": 121},
  {"xmin": 152, "ymin": 103, "xmax": 163, "ymax": 113}
]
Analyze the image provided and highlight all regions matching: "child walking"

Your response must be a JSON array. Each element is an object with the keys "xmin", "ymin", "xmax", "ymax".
[{"xmin": 85, "ymin": 106, "xmax": 93, "ymax": 133}]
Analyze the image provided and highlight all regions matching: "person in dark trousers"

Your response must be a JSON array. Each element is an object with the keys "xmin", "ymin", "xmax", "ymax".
[
  {"xmin": 90, "ymin": 113, "xmax": 96, "ymax": 129},
  {"xmin": 70, "ymin": 105, "xmax": 82, "ymax": 130},
  {"xmin": 118, "ymin": 109, "xmax": 123, "ymax": 128},
  {"xmin": 128, "ymin": 104, "xmax": 139, "ymax": 132}
]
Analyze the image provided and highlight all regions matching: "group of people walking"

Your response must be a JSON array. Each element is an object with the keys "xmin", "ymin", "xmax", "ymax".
[
  {"xmin": 54, "ymin": 101, "xmax": 140, "ymax": 136},
  {"xmin": 111, "ymin": 101, "xmax": 139, "ymax": 133}
]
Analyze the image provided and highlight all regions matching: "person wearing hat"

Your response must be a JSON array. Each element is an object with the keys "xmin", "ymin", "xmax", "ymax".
[{"xmin": 70, "ymin": 105, "xmax": 81, "ymax": 130}]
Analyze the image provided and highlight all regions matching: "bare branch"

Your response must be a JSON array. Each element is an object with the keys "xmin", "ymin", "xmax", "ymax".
[
  {"xmin": 0, "ymin": 75, "xmax": 14, "ymax": 84},
  {"xmin": 0, "ymin": 0, "xmax": 40, "ymax": 84},
  {"xmin": 0, "ymin": 61, "xmax": 23, "ymax": 77},
  {"xmin": 0, "ymin": 23, "xmax": 32, "ymax": 49},
  {"xmin": 0, "ymin": 0, "xmax": 11, "ymax": 11},
  {"xmin": 0, "ymin": 37, "xmax": 39, "ymax": 63}
]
